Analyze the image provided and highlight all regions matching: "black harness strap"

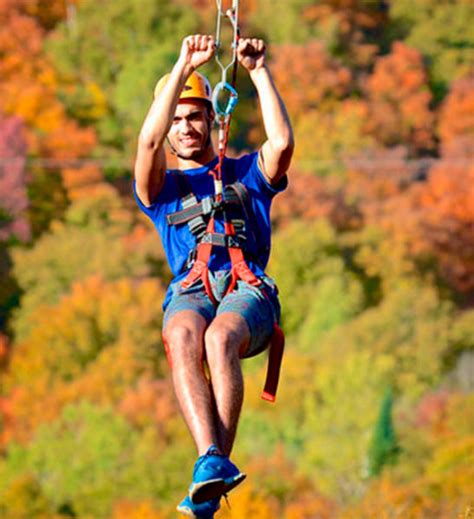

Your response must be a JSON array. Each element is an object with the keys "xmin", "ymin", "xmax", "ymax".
[{"xmin": 169, "ymin": 170, "xmax": 207, "ymax": 241}]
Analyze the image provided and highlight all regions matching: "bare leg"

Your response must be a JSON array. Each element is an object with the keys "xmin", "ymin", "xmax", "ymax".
[
  {"xmin": 163, "ymin": 310, "xmax": 218, "ymax": 456},
  {"xmin": 204, "ymin": 312, "xmax": 250, "ymax": 457}
]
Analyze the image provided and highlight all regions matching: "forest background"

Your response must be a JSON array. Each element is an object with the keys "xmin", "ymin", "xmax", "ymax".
[{"xmin": 0, "ymin": 0, "xmax": 473, "ymax": 518}]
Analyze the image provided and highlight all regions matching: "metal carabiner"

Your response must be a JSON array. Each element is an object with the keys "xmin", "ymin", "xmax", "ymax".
[
  {"xmin": 214, "ymin": 1, "xmax": 240, "ymax": 86},
  {"xmin": 212, "ymin": 81, "xmax": 239, "ymax": 117}
]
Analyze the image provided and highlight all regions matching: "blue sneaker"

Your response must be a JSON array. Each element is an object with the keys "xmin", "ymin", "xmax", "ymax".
[
  {"xmin": 189, "ymin": 445, "xmax": 246, "ymax": 504},
  {"xmin": 177, "ymin": 495, "xmax": 220, "ymax": 518}
]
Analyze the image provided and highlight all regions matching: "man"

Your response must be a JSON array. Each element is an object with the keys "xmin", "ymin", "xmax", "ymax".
[{"xmin": 133, "ymin": 34, "xmax": 293, "ymax": 518}]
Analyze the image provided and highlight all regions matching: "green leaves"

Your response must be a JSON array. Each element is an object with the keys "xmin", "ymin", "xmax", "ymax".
[
  {"xmin": 0, "ymin": 402, "xmax": 173, "ymax": 518},
  {"xmin": 46, "ymin": 0, "xmax": 199, "ymax": 163}
]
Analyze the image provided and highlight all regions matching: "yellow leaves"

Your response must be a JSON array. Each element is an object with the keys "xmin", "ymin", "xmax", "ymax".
[
  {"xmin": 110, "ymin": 501, "xmax": 165, "ymax": 519},
  {"xmin": 294, "ymin": 99, "xmax": 374, "ymax": 175},
  {"xmin": 218, "ymin": 484, "xmax": 278, "ymax": 519},
  {"xmin": 284, "ymin": 493, "xmax": 335, "ymax": 519},
  {"xmin": 83, "ymin": 80, "xmax": 109, "ymax": 120},
  {"xmin": 4, "ymin": 275, "xmax": 165, "ymax": 442}
]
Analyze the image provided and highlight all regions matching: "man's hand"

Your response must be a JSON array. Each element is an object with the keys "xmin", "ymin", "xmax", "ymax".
[
  {"xmin": 237, "ymin": 38, "xmax": 266, "ymax": 71},
  {"xmin": 179, "ymin": 34, "xmax": 215, "ymax": 71}
]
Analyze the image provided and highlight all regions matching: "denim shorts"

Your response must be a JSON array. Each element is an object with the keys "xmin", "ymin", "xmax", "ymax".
[{"xmin": 163, "ymin": 270, "xmax": 281, "ymax": 357}]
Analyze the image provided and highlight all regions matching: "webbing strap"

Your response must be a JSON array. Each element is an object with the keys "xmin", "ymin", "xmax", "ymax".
[
  {"xmin": 166, "ymin": 196, "xmax": 214, "ymax": 226},
  {"xmin": 166, "ymin": 185, "xmax": 247, "ymax": 227},
  {"xmin": 261, "ymin": 324, "xmax": 285, "ymax": 402},
  {"xmin": 201, "ymin": 232, "xmax": 244, "ymax": 248},
  {"xmin": 181, "ymin": 218, "xmax": 217, "ymax": 304}
]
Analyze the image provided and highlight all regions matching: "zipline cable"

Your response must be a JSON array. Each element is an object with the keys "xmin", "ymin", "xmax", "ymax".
[{"xmin": 210, "ymin": 0, "xmax": 240, "ymax": 198}]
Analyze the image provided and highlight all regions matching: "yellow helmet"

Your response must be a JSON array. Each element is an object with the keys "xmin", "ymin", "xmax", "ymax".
[{"xmin": 154, "ymin": 71, "xmax": 212, "ymax": 103}]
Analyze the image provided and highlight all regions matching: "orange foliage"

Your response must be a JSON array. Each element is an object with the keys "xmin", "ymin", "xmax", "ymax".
[
  {"xmin": 0, "ymin": 4, "xmax": 95, "ymax": 155},
  {"xmin": 302, "ymin": 0, "xmax": 387, "ymax": 66},
  {"xmin": 272, "ymin": 168, "xmax": 359, "ymax": 231},
  {"xmin": 0, "ymin": 332, "xmax": 8, "ymax": 366},
  {"xmin": 0, "ymin": 1, "xmax": 98, "ymax": 203},
  {"xmin": 218, "ymin": 445, "xmax": 336, "ymax": 518},
  {"xmin": 110, "ymin": 500, "xmax": 165, "ymax": 519},
  {"xmin": 345, "ymin": 136, "xmax": 474, "ymax": 293},
  {"xmin": 61, "ymin": 164, "xmax": 105, "ymax": 201},
  {"xmin": 284, "ymin": 493, "xmax": 336, "ymax": 519},
  {"xmin": 365, "ymin": 42, "xmax": 435, "ymax": 153},
  {"xmin": 217, "ymin": 484, "xmax": 279, "ymax": 519},
  {"xmin": 118, "ymin": 376, "xmax": 177, "ymax": 432},
  {"xmin": 270, "ymin": 41, "xmax": 352, "ymax": 122},
  {"xmin": 414, "ymin": 390, "xmax": 451, "ymax": 437},
  {"xmin": 340, "ymin": 475, "xmax": 438, "ymax": 519},
  {"xmin": 438, "ymin": 76, "xmax": 474, "ymax": 148},
  {"xmin": 415, "ymin": 149, "xmax": 474, "ymax": 293},
  {"xmin": 3, "ymin": 276, "xmax": 165, "ymax": 445}
]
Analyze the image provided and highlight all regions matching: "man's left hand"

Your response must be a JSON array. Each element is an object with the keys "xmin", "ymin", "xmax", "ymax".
[{"xmin": 237, "ymin": 38, "xmax": 266, "ymax": 71}]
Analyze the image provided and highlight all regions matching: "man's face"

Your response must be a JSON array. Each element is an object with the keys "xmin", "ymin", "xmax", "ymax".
[{"xmin": 168, "ymin": 99, "xmax": 213, "ymax": 160}]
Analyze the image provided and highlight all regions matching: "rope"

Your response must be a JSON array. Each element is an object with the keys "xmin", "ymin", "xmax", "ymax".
[{"xmin": 210, "ymin": 0, "xmax": 240, "ymax": 197}]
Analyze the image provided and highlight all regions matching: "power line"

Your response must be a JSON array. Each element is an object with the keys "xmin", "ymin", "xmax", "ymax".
[{"xmin": 0, "ymin": 157, "xmax": 472, "ymax": 169}]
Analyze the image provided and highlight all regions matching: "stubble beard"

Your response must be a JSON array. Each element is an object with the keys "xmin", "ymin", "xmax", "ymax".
[{"xmin": 171, "ymin": 130, "xmax": 213, "ymax": 161}]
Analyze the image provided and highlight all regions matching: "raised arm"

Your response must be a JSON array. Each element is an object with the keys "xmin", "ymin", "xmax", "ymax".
[
  {"xmin": 134, "ymin": 35, "xmax": 215, "ymax": 206},
  {"xmin": 237, "ymin": 38, "xmax": 294, "ymax": 186}
]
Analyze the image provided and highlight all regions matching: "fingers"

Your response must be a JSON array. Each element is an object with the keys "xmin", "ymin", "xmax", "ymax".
[
  {"xmin": 238, "ymin": 38, "xmax": 265, "ymax": 55},
  {"xmin": 184, "ymin": 34, "xmax": 215, "ymax": 52}
]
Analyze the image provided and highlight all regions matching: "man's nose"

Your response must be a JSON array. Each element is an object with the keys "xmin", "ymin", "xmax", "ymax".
[{"xmin": 179, "ymin": 118, "xmax": 192, "ymax": 133}]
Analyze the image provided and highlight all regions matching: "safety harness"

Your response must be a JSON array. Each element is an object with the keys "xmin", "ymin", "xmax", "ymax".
[{"xmin": 165, "ymin": 165, "xmax": 284, "ymax": 402}]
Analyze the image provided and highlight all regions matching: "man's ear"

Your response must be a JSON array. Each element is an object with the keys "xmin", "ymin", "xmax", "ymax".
[{"xmin": 208, "ymin": 106, "xmax": 216, "ymax": 126}]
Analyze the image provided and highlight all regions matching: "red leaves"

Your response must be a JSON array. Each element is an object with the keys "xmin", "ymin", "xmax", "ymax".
[
  {"xmin": 0, "ymin": 115, "xmax": 30, "ymax": 241},
  {"xmin": 271, "ymin": 41, "xmax": 352, "ymax": 120},
  {"xmin": 365, "ymin": 42, "xmax": 435, "ymax": 153}
]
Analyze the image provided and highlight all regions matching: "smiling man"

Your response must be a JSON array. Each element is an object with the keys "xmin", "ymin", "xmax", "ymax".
[{"xmin": 133, "ymin": 34, "xmax": 293, "ymax": 518}]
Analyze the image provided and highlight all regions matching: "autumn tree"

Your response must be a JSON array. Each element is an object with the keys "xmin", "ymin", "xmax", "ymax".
[
  {"xmin": 0, "ymin": 116, "xmax": 30, "ymax": 243},
  {"xmin": 364, "ymin": 41, "xmax": 435, "ymax": 154},
  {"xmin": 250, "ymin": 0, "xmax": 388, "ymax": 67},
  {"xmin": 0, "ymin": 402, "xmax": 177, "ymax": 518},
  {"xmin": 0, "ymin": 115, "xmax": 28, "ymax": 331},
  {"xmin": 45, "ymin": 0, "xmax": 199, "ymax": 167},
  {"xmin": 11, "ymin": 185, "xmax": 166, "ymax": 339},
  {"xmin": 367, "ymin": 387, "xmax": 400, "ymax": 477},
  {"xmin": 389, "ymin": 0, "xmax": 474, "ymax": 98},
  {"xmin": 0, "ymin": 0, "xmax": 97, "ymax": 236},
  {"xmin": 2, "ymin": 276, "xmax": 166, "ymax": 444}
]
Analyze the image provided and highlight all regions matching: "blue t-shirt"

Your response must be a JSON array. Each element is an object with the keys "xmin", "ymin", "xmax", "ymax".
[{"xmin": 133, "ymin": 152, "xmax": 287, "ymax": 307}]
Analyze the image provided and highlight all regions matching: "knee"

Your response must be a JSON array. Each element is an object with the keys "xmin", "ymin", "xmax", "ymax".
[
  {"xmin": 164, "ymin": 324, "xmax": 202, "ymax": 366},
  {"xmin": 205, "ymin": 325, "xmax": 241, "ymax": 365}
]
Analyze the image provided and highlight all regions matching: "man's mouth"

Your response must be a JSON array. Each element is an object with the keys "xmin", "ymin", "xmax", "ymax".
[{"xmin": 180, "ymin": 137, "xmax": 199, "ymax": 147}]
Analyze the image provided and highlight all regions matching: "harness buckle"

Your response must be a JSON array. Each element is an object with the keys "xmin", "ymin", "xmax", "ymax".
[
  {"xmin": 201, "ymin": 233, "xmax": 213, "ymax": 244},
  {"xmin": 226, "ymin": 235, "xmax": 241, "ymax": 248},
  {"xmin": 201, "ymin": 196, "xmax": 213, "ymax": 215}
]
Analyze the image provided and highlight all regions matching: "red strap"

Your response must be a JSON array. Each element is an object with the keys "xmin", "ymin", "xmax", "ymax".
[
  {"xmin": 224, "ymin": 221, "xmax": 261, "ymax": 295},
  {"xmin": 261, "ymin": 324, "xmax": 285, "ymax": 402},
  {"xmin": 181, "ymin": 218, "xmax": 217, "ymax": 305}
]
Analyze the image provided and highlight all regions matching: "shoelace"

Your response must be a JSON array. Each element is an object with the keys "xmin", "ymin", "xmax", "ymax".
[
  {"xmin": 223, "ymin": 493, "xmax": 231, "ymax": 510},
  {"xmin": 192, "ymin": 447, "xmax": 223, "ymax": 476}
]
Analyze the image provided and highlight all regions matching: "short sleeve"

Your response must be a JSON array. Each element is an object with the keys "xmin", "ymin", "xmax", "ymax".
[
  {"xmin": 240, "ymin": 151, "xmax": 288, "ymax": 198},
  {"xmin": 132, "ymin": 181, "xmax": 157, "ymax": 218},
  {"xmin": 132, "ymin": 174, "xmax": 177, "ymax": 220}
]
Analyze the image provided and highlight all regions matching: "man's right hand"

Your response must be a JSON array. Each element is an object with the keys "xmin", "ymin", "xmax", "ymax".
[{"xmin": 179, "ymin": 34, "xmax": 215, "ymax": 71}]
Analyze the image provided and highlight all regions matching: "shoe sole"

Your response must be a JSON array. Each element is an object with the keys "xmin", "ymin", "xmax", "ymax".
[
  {"xmin": 177, "ymin": 503, "xmax": 221, "ymax": 519},
  {"xmin": 189, "ymin": 472, "xmax": 246, "ymax": 504}
]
